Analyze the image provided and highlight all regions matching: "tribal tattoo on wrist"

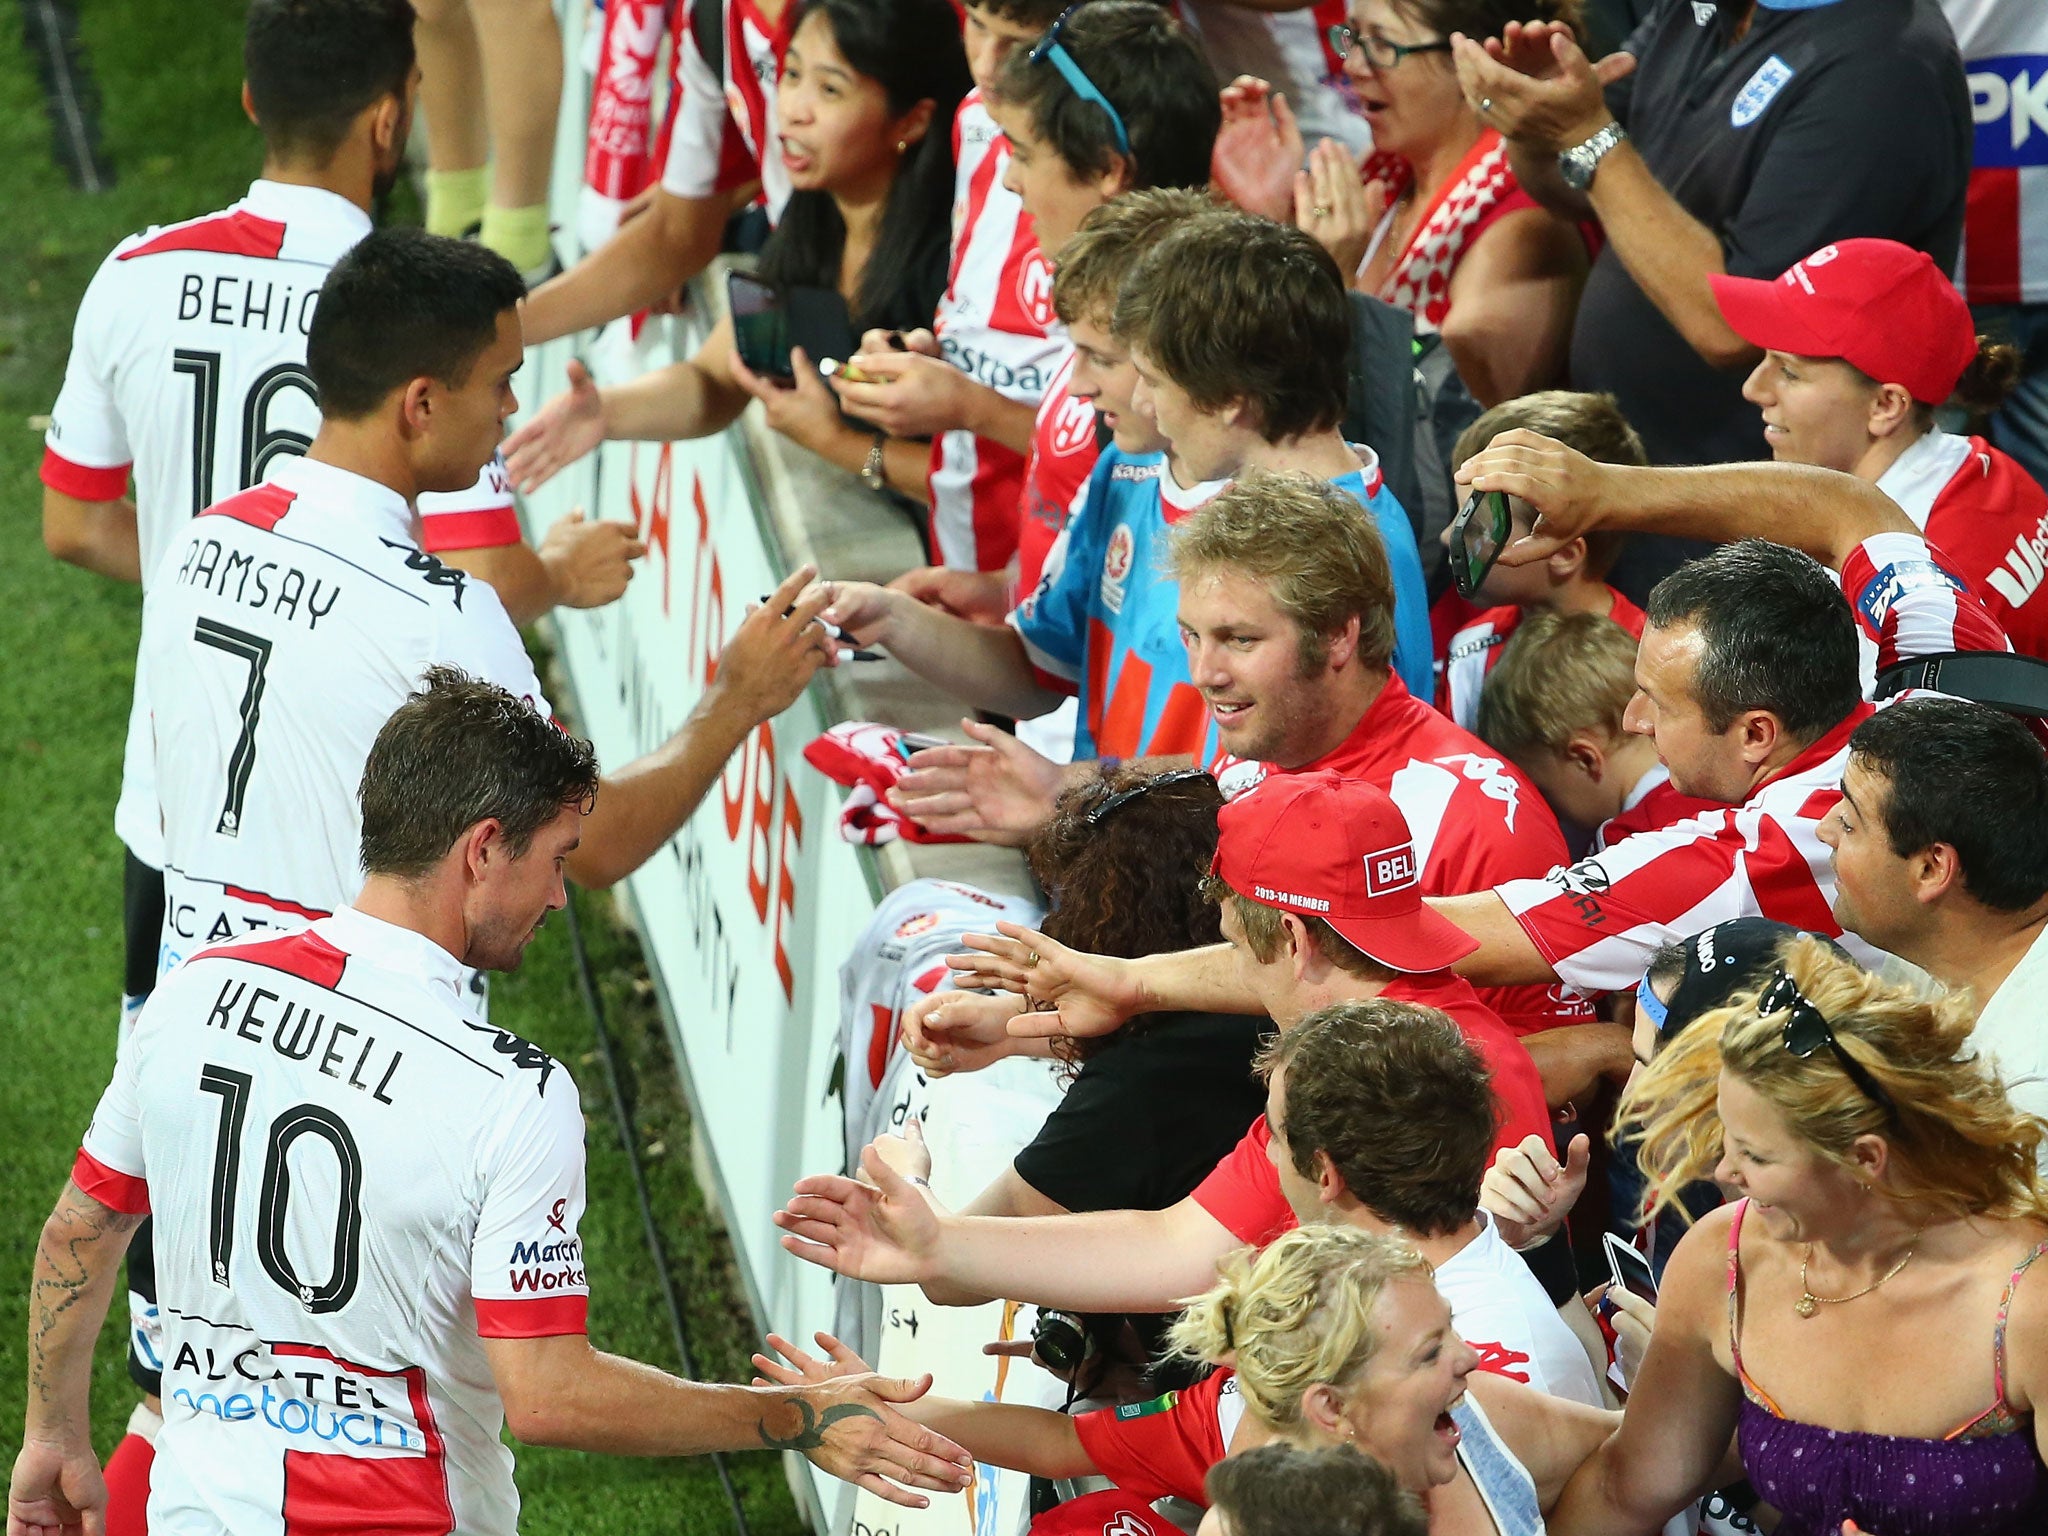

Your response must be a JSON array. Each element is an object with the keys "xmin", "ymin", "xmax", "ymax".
[{"xmin": 755, "ymin": 1394, "xmax": 882, "ymax": 1452}]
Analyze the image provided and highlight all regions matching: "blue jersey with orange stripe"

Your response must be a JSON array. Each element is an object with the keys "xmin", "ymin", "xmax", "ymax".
[
  {"xmin": 1010, "ymin": 448, "xmax": 1223, "ymax": 762},
  {"xmin": 1010, "ymin": 446, "xmax": 1434, "ymax": 762}
]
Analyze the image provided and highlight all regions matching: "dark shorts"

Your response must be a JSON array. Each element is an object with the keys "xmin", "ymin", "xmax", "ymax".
[{"xmin": 121, "ymin": 847, "xmax": 164, "ymax": 1396}]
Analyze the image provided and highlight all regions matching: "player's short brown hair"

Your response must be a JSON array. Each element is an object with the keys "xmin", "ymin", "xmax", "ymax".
[
  {"xmin": 1452, "ymin": 390, "xmax": 1645, "ymax": 578},
  {"xmin": 1477, "ymin": 608, "xmax": 1641, "ymax": 760},
  {"xmin": 1206, "ymin": 1443, "xmax": 1427, "ymax": 1536},
  {"xmin": 1168, "ymin": 470, "xmax": 1396, "ymax": 675},
  {"xmin": 1052, "ymin": 187, "xmax": 1226, "ymax": 330},
  {"xmin": 1113, "ymin": 211, "xmax": 1350, "ymax": 444},
  {"xmin": 1261, "ymin": 999, "xmax": 1497, "ymax": 1237},
  {"xmin": 359, "ymin": 668, "xmax": 599, "ymax": 879}
]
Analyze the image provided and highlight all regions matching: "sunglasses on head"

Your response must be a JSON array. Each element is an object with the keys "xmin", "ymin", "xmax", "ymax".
[
  {"xmin": 1759, "ymin": 967, "xmax": 1899, "ymax": 1123},
  {"xmin": 1028, "ymin": 3, "xmax": 1132, "ymax": 156},
  {"xmin": 1084, "ymin": 767, "xmax": 1211, "ymax": 827}
]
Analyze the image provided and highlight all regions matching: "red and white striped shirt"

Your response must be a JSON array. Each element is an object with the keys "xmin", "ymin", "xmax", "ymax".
[
  {"xmin": 1498, "ymin": 533, "xmax": 2010, "ymax": 993},
  {"xmin": 659, "ymin": 0, "xmax": 790, "ymax": 219},
  {"xmin": 1436, "ymin": 588, "xmax": 1646, "ymax": 734},
  {"xmin": 1944, "ymin": 0, "xmax": 2048, "ymax": 305},
  {"xmin": 1013, "ymin": 346, "xmax": 1100, "ymax": 603},
  {"xmin": 928, "ymin": 93, "xmax": 1066, "ymax": 572}
]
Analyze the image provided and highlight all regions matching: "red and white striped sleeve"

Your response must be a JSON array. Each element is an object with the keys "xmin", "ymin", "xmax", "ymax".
[
  {"xmin": 42, "ymin": 256, "xmax": 133, "ymax": 502},
  {"xmin": 1494, "ymin": 810, "xmax": 1765, "ymax": 993},
  {"xmin": 1839, "ymin": 531, "xmax": 2011, "ymax": 674}
]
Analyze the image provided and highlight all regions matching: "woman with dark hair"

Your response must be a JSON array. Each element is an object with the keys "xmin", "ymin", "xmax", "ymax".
[
  {"xmin": 504, "ymin": 0, "xmax": 968, "ymax": 501},
  {"xmin": 1217, "ymin": 0, "xmax": 1589, "ymax": 408},
  {"xmin": 890, "ymin": 765, "xmax": 1272, "ymax": 1393}
]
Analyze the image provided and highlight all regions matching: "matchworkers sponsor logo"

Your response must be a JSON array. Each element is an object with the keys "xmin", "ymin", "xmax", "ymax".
[
  {"xmin": 509, "ymin": 1234, "xmax": 585, "ymax": 1294},
  {"xmin": 1251, "ymin": 884, "xmax": 1331, "ymax": 913},
  {"xmin": 1362, "ymin": 844, "xmax": 1419, "ymax": 897}
]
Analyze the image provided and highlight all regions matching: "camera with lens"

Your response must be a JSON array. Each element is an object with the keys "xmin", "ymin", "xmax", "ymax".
[{"xmin": 1030, "ymin": 1308, "xmax": 1093, "ymax": 1375}]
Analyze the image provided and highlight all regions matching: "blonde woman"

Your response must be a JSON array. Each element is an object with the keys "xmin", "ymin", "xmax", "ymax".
[
  {"xmin": 1548, "ymin": 937, "xmax": 2048, "ymax": 1536},
  {"xmin": 754, "ymin": 1225, "xmax": 1615, "ymax": 1527}
]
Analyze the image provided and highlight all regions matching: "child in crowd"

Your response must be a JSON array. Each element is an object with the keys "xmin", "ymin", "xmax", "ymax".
[
  {"xmin": 1436, "ymin": 391, "xmax": 1647, "ymax": 731},
  {"xmin": 1476, "ymin": 610, "xmax": 1718, "ymax": 852}
]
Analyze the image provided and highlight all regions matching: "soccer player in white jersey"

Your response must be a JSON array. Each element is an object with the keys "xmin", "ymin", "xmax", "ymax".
[
  {"xmin": 42, "ymin": 0, "xmax": 639, "ymax": 1019},
  {"xmin": 6, "ymin": 671, "xmax": 973, "ymax": 1536},
  {"xmin": 118, "ymin": 224, "xmax": 833, "ymax": 1531}
]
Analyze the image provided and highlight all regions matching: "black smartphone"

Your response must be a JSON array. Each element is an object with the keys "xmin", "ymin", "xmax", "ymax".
[
  {"xmin": 1448, "ymin": 488, "xmax": 1513, "ymax": 599},
  {"xmin": 728, "ymin": 270, "xmax": 794, "ymax": 386},
  {"xmin": 1602, "ymin": 1231, "xmax": 1659, "ymax": 1305}
]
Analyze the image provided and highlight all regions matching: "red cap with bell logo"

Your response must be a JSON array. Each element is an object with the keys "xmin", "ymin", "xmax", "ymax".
[
  {"xmin": 1212, "ymin": 770, "xmax": 1479, "ymax": 973},
  {"xmin": 1709, "ymin": 239, "xmax": 1978, "ymax": 406}
]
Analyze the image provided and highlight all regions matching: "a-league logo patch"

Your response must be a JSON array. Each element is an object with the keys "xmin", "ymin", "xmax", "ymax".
[
  {"xmin": 1731, "ymin": 55, "xmax": 1795, "ymax": 127},
  {"xmin": 1100, "ymin": 523, "xmax": 1135, "ymax": 614}
]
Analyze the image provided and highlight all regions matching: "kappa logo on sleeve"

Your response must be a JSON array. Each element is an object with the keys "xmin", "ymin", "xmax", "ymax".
[{"xmin": 462, "ymin": 1020, "xmax": 558, "ymax": 1094}]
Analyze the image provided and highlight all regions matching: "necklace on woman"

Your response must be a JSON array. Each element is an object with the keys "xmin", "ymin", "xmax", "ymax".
[{"xmin": 1795, "ymin": 1233, "xmax": 1921, "ymax": 1318}]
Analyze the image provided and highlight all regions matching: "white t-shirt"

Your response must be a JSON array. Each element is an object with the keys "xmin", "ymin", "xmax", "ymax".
[
  {"xmin": 1969, "ymin": 921, "xmax": 2048, "ymax": 1139},
  {"xmin": 74, "ymin": 907, "xmax": 588, "ymax": 1536},
  {"xmin": 143, "ymin": 454, "xmax": 547, "ymax": 981},
  {"xmin": 44, "ymin": 179, "xmax": 523, "ymax": 867},
  {"xmin": 1436, "ymin": 1213, "xmax": 1605, "ymax": 1408}
]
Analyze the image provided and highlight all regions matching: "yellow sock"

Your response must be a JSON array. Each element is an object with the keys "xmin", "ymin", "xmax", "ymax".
[
  {"xmin": 479, "ymin": 202, "xmax": 553, "ymax": 273},
  {"xmin": 424, "ymin": 166, "xmax": 489, "ymax": 237}
]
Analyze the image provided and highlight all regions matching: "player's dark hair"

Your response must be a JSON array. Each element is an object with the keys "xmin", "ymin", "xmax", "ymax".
[
  {"xmin": 360, "ymin": 668, "xmax": 599, "ymax": 878},
  {"xmin": 1644, "ymin": 538, "xmax": 1860, "ymax": 741},
  {"xmin": 308, "ymin": 228, "xmax": 526, "ymax": 418},
  {"xmin": 1114, "ymin": 211, "xmax": 1350, "ymax": 443},
  {"xmin": 1260, "ymin": 1000, "xmax": 1496, "ymax": 1237},
  {"xmin": 1848, "ymin": 697, "xmax": 2048, "ymax": 913},
  {"xmin": 992, "ymin": 1, "xmax": 1219, "ymax": 192},
  {"xmin": 756, "ymin": 0, "xmax": 971, "ymax": 334},
  {"xmin": 245, "ymin": 0, "xmax": 417, "ymax": 162},
  {"xmin": 1206, "ymin": 1442, "xmax": 1427, "ymax": 1536}
]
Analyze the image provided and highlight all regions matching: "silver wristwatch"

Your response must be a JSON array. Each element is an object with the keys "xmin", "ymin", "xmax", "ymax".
[{"xmin": 1558, "ymin": 120, "xmax": 1628, "ymax": 193}]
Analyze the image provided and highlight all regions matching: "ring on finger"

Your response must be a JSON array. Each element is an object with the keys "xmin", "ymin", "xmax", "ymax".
[
  {"xmin": 1311, "ymin": 204, "xmax": 1331, "ymax": 219},
  {"xmin": 1478, "ymin": 96, "xmax": 1493, "ymax": 114},
  {"xmin": 1026, "ymin": 950, "xmax": 1040, "ymax": 967}
]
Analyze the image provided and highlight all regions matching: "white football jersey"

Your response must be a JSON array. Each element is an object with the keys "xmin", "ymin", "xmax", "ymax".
[
  {"xmin": 44, "ymin": 180, "xmax": 523, "ymax": 867},
  {"xmin": 75, "ymin": 908, "xmax": 589, "ymax": 1536},
  {"xmin": 143, "ymin": 454, "xmax": 547, "ymax": 981}
]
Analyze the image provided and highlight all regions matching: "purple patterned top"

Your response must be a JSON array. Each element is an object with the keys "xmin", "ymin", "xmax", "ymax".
[{"xmin": 1728, "ymin": 1200, "xmax": 2048, "ymax": 1536}]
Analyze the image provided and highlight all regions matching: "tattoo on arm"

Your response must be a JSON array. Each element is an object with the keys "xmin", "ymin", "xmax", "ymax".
[
  {"xmin": 755, "ymin": 1396, "xmax": 883, "ymax": 1452},
  {"xmin": 29, "ymin": 1182, "xmax": 143, "ymax": 1406}
]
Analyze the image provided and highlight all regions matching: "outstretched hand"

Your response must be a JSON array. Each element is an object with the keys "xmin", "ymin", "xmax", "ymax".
[
  {"xmin": 755, "ymin": 1369, "xmax": 973, "ymax": 1508},
  {"xmin": 503, "ymin": 358, "xmax": 606, "ymax": 495},
  {"xmin": 887, "ymin": 719, "xmax": 1067, "ymax": 845},
  {"xmin": 1211, "ymin": 76, "xmax": 1304, "ymax": 223},
  {"xmin": 752, "ymin": 1330, "xmax": 873, "ymax": 1388},
  {"xmin": 902, "ymin": 992, "xmax": 1029, "ymax": 1077},
  {"xmin": 944, "ymin": 921, "xmax": 1142, "ymax": 1040},
  {"xmin": 706, "ymin": 564, "xmax": 838, "ymax": 728},
  {"xmin": 774, "ymin": 1141, "xmax": 944, "ymax": 1284}
]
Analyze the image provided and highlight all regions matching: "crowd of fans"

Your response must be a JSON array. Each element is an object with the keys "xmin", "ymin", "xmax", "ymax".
[{"xmin": 16, "ymin": 0, "xmax": 2048, "ymax": 1534}]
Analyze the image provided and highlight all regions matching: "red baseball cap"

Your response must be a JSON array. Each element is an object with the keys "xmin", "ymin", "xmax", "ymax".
[
  {"xmin": 1213, "ymin": 770, "xmax": 1479, "ymax": 974},
  {"xmin": 1029, "ymin": 1489, "xmax": 1168, "ymax": 1536},
  {"xmin": 1709, "ymin": 239, "xmax": 1977, "ymax": 405}
]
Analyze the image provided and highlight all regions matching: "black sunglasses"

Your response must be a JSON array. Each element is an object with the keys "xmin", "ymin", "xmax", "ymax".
[
  {"xmin": 1085, "ymin": 767, "xmax": 1212, "ymax": 827},
  {"xmin": 1760, "ymin": 967, "xmax": 1898, "ymax": 1123}
]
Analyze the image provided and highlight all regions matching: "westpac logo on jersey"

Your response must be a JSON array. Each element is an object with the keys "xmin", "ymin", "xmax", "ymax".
[
  {"xmin": 1730, "ymin": 56, "xmax": 1795, "ymax": 128},
  {"xmin": 1969, "ymin": 55, "xmax": 2048, "ymax": 169},
  {"xmin": 1987, "ymin": 506, "xmax": 2048, "ymax": 611}
]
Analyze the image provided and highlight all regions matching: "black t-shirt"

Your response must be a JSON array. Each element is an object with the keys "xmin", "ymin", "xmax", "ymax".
[
  {"xmin": 1013, "ymin": 1010, "xmax": 1274, "ymax": 1217},
  {"xmin": 1572, "ymin": 0, "xmax": 1969, "ymax": 503}
]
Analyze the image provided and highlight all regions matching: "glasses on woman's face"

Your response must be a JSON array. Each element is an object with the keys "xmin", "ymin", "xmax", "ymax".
[
  {"xmin": 1760, "ymin": 967, "xmax": 1899, "ymax": 1124},
  {"xmin": 1325, "ymin": 22, "xmax": 1454, "ymax": 71}
]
